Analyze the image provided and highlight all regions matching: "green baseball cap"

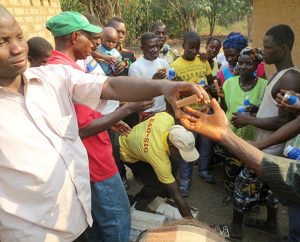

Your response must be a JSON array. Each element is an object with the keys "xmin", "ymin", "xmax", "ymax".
[{"xmin": 46, "ymin": 11, "xmax": 102, "ymax": 37}]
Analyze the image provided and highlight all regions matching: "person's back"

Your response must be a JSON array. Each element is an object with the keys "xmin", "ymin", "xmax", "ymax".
[{"xmin": 119, "ymin": 112, "xmax": 174, "ymax": 174}]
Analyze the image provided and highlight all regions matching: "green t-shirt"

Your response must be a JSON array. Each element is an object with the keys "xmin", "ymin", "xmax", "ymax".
[{"xmin": 223, "ymin": 76, "xmax": 267, "ymax": 141}]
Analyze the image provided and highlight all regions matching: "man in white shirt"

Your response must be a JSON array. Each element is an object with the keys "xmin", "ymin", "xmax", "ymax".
[
  {"xmin": 129, "ymin": 32, "xmax": 170, "ymax": 120},
  {"xmin": 0, "ymin": 6, "xmax": 208, "ymax": 242}
]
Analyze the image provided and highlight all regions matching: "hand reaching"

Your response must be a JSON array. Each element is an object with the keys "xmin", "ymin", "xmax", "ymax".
[
  {"xmin": 123, "ymin": 100, "xmax": 155, "ymax": 113},
  {"xmin": 111, "ymin": 121, "xmax": 131, "ymax": 136},
  {"xmin": 179, "ymin": 98, "xmax": 229, "ymax": 142},
  {"xmin": 276, "ymin": 89, "xmax": 300, "ymax": 114},
  {"xmin": 152, "ymin": 70, "xmax": 167, "ymax": 79},
  {"xmin": 162, "ymin": 81, "xmax": 210, "ymax": 119}
]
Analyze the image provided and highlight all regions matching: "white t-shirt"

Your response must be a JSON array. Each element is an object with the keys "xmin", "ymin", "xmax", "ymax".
[{"xmin": 129, "ymin": 56, "xmax": 170, "ymax": 112}]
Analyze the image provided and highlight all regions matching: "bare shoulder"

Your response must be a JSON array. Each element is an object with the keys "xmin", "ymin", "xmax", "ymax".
[{"xmin": 278, "ymin": 68, "xmax": 300, "ymax": 90}]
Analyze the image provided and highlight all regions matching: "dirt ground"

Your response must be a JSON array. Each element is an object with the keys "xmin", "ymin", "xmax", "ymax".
[{"xmin": 127, "ymin": 163, "xmax": 288, "ymax": 242}]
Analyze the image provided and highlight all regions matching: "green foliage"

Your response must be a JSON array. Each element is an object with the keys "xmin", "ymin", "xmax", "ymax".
[
  {"xmin": 60, "ymin": 0, "xmax": 87, "ymax": 13},
  {"xmin": 120, "ymin": 0, "xmax": 186, "ymax": 45},
  {"xmin": 59, "ymin": 0, "xmax": 252, "ymax": 43}
]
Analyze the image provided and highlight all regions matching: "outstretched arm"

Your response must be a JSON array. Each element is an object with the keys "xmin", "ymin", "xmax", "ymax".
[
  {"xmin": 252, "ymin": 115, "xmax": 300, "ymax": 150},
  {"xmin": 79, "ymin": 100, "xmax": 154, "ymax": 139},
  {"xmin": 179, "ymin": 99, "xmax": 264, "ymax": 176},
  {"xmin": 101, "ymin": 76, "xmax": 210, "ymax": 118},
  {"xmin": 251, "ymin": 90, "xmax": 300, "ymax": 149}
]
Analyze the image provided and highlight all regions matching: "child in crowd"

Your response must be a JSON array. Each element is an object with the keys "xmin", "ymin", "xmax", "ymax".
[
  {"xmin": 27, "ymin": 36, "xmax": 53, "ymax": 67},
  {"xmin": 97, "ymin": 26, "xmax": 122, "ymax": 76},
  {"xmin": 205, "ymin": 37, "xmax": 222, "ymax": 78},
  {"xmin": 171, "ymin": 32, "xmax": 215, "ymax": 197}
]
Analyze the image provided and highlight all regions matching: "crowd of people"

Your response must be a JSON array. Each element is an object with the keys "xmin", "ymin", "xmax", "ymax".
[{"xmin": 0, "ymin": 4, "xmax": 300, "ymax": 242}]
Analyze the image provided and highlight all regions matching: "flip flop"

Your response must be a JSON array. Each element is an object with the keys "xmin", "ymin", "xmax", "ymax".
[
  {"xmin": 212, "ymin": 224, "xmax": 243, "ymax": 240},
  {"xmin": 244, "ymin": 218, "xmax": 278, "ymax": 234}
]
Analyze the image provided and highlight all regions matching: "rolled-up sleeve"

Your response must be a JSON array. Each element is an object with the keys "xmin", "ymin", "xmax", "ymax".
[{"xmin": 261, "ymin": 154, "xmax": 300, "ymax": 206}]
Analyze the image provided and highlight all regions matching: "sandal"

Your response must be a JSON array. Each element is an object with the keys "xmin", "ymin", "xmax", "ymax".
[
  {"xmin": 212, "ymin": 224, "xmax": 243, "ymax": 240},
  {"xmin": 244, "ymin": 218, "xmax": 278, "ymax": 234}
]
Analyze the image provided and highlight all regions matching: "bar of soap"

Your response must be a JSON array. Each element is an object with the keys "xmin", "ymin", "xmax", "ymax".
[
  {"xmin": 157, "ymin": 67, "xmax": 166, "ymax": 74},
  {"xmin": 176, "ymin": 94, "xmax": 199, "ymax": 108}
]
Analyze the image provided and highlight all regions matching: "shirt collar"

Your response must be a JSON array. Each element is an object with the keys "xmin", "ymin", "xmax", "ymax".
[{"xmin": 48, "ymin": 50, "xmax": 84, "ymax": 72}]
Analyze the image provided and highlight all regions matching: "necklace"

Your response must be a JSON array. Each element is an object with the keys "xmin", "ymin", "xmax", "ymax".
[{"xmin": 239, "ymin": 76, "xmax": 258, "ymax": 92}]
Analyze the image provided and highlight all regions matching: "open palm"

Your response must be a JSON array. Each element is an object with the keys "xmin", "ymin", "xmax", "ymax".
[{"xmin": 179, "ymin": 99, "xmax": 229, "ymax": 142}]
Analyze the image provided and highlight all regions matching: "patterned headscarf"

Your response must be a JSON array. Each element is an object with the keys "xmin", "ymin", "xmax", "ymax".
[
  {"xmin": 223, "ymin": 32, "xmax": 248, "ymax": 51},
  {"xmin": 239, "ymin": 47, "xmax": 263, "ymax": 64}
]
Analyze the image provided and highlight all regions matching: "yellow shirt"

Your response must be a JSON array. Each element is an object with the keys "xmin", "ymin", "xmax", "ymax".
[
  {"xmin": 171, "ymin": 56, "xmax": 212, "ymax": 84},
  {"xmin": 119, "ymin": 112, "xmax": 175, "ymax": 184}
]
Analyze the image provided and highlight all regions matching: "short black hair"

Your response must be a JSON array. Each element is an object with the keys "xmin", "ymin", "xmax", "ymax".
[
  {"xmin": 206, "ymin": 36, "xmax": 221, "ymax": 46},
  {"xmin": 151, "ymin": 21, "xmax": 166, "ymax": 32},
  {"xmin": 183, "ymin": 31, "xmax": 200, "ymax": 44},
  {"xmin": 84, "ymin": 13, "xmax": 101, "ymax": 27},
  {"xmin": 27, "ymin": 37, "xmax": 53, "ymax": 58},
  {"xmin": 140, "ymin": 32, "xmax": 157, "ymax": 46},
  {"xmin": 106, "ymin": 16, "xmax": 124, "ymax": 28},
  {"xmin": 265, "ymin": 24, "xmax": 294, "ymax": 50}
]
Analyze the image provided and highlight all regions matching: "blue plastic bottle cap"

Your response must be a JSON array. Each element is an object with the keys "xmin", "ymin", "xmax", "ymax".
[
  {"xmin": 199, "ymin": 80, "xmax": 205, "ymax": 86},
  {"xmin": 243, "ymin": 99, "xmax": 250, "ymax": 107},
  {"xmin": 288, "ymin": 95, "xmax": 298, "ymax": 105},
  {"xmin": 237, "ymin": 106, "xmax": 246, "ymax": 113}
]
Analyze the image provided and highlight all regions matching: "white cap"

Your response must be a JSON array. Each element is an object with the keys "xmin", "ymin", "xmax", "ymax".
[{"xmin": 168, "ymin": 125, "xmax": 199, "ymax": 162}]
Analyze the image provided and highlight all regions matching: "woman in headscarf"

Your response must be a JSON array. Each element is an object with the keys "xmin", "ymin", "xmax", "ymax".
[
  {"xmin": 218, "ymin": 32, "xmax": 266, "ymax": 86},
  {"xmin": 215, "ymin": 48, "xmax": 278, "ymax": 240}
]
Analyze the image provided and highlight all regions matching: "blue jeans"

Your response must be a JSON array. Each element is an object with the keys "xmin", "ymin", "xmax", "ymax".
[
  {"xmin": 179, "ymin": 159, "xmax": 193, "ymax": 191},
  {"xmin": 86, "ymin": 173, "xmax": 131, "ymax": 242},
  {"xmin": 288, "ymin": 206, "xmax": 300, "ymax": 242},
  {"xmin": 196, "ymin": 133, "xmax": 214, "ymax": 172},
  {"xmin": 108, "ymin": 130, "xmax": 126, "ymax": 179}
]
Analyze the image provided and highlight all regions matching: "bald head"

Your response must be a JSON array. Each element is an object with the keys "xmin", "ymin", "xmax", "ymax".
[
  {"xmin": 102, "ymin": 27, "xmax": 117, "ymax": 39},
  {"xmin": 0, "ymin": 4, "xmax": 14, "ymax": 19},
  {"xmin": 101, "ymin": 27, "xmax": 118, "ymax": 50}
]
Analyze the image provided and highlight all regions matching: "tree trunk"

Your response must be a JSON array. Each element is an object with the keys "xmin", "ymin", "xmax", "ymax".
[
  {"xmin": 208, "ymin": 13, "xmax": 216, "ymax": 36},
  {"xmin": 186, "ymin": 11, "xmax": 196, "ymax": 32},
  {"xmin": 247, "ymin": 14, "xmax": 253, "ymax": 41},
  {"xmin": 80, "ymin": 0, "xmax": 120, "ymax": 26}
]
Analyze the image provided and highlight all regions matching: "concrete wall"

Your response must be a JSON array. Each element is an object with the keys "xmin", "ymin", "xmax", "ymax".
[
  {"xmin": 252, "ymin": 0, "xmax": 300, "ymax": 76},
  {"xmin": 1, "ymin": 0, "xmax": 61, "ymax": 44}
]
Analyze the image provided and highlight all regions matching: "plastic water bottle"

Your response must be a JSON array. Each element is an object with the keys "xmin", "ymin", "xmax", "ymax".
[
  {"xmin": 168, "ymin": 68, "xmax": 176, "ymax": 80},
  {"xmin": 283, "ymin": 145, "xmax": 300, "ymax": 160},
  {"xmin": 243, "ymin": 93, "xmax": 250, "ymax": 108},
  {"xmin": 199, "ymin": 78, "xmax": 206, "ymax": 86},
  {"xmin": 237, "ymin": 106, "xmax": 246, "ymax": 113},
  {"xmin": 283, "ymin": 92, "xmax": 300, "ymax": 105}
]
